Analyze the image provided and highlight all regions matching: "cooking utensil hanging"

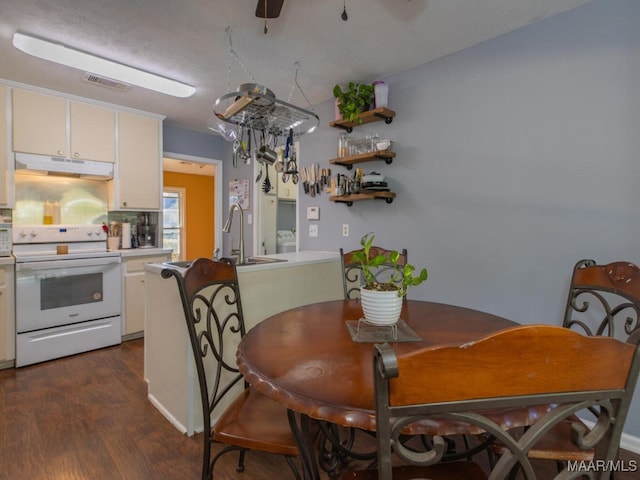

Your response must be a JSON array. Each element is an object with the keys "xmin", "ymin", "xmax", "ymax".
[
  {"xmin": 263, "ymin": 164, "xmax": 271, "ymax": 193},
  {"xmin": 243, "ymin": 128, "xmax": 252, "ymax": 164}
]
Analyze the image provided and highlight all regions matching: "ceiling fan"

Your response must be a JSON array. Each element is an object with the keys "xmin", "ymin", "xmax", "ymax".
[{"xmin": 255, "ymin": 0, "xmax": 284, "ymax": 19}]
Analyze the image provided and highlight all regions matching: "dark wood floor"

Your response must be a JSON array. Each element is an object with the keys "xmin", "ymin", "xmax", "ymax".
[{"xmin": 0, "ymin": 339, "xmax": 638, "ymax": 479}]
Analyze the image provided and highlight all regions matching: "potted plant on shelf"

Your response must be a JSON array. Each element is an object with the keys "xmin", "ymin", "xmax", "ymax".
[
  {"xmin": 333, "ymin": 82, "xmax": 374, "ymax": 123},
  {"xmin": 351, "ymin": 232, "xmax": 428, "ymax": 325}
]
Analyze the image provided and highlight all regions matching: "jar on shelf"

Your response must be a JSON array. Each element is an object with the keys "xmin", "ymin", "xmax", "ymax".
[
  {"xmin": 373, "ymin": 81, "xmax": 388, "ymax": 109},
  {"xmin": 338, "ymin": 132, "xmax": 349, "ymax": 158}
]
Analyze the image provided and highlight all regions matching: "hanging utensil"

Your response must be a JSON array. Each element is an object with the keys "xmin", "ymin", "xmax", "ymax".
[
  {"xmin": 263, "ymin": 164, "xmax": 271, "ymax": 193},
  {"xmin": 277, "ymin": 134, "xmax": 290, "ymax": 173},
  {"xmin": 232, "ymin": 138, "xmax": 240, "ymax": 168},
  {"xmin": 243, "ymin": 128, "xmax": 252, "ymax": 165},
  {"xmin": 256, "ymin": 161, "xmax": 263, "ymax": 183},
  {"xmin": 287, "ymin": 133, "xmax": 299, "ymax": 184}
]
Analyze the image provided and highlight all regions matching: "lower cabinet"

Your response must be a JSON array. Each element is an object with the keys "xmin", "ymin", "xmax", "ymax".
[
  {"xmin": 0, "ymin": 263, "xmax": 15, "ymax": 366},
  {"xmin": 122, "ymin": 253, "xmax": 170, "ymax": 337}
]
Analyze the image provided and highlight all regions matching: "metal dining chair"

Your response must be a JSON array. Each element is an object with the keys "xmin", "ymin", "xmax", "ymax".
[
  {"xmin": 340, "ymin": 246, "xmax": 408, "ymax": 300},
  {"xmin": 162, "ymin": 258, "xmax": 304, "ymax": 480},
  {"xmin": 340, "ymin": 324, "xmax": 640, "ymax": 480},
  {"xmin": 493, "ymin": 259, "xmax": 640, "ymax": 474}
]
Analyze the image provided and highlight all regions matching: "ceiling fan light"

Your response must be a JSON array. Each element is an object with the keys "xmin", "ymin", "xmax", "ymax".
[{"xmin": 12, "ymin": 32, "xmax": 196, "ymax": 98}]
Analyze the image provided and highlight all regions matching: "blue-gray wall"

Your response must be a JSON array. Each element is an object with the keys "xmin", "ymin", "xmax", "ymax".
[
  {"xmin": 165, "ymin": 0, "xmax": 640, "ymax": 442},
  {"xmin": 163, "ymin": 124, "xmax": 225, "ymax": 159},
  {"xmin": 300, "ymin": 0, "xmax": 640, "ymax": 441}
]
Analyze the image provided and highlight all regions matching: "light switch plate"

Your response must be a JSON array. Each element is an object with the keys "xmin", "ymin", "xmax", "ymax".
[{"xmin": 307, "ymin": 206, "xmax": 320, "ymax": 220}]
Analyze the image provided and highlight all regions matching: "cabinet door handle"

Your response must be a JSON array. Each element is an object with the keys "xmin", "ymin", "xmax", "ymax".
[
  {"xmin": 57, "ymin": 149, "xmax": 64, "ymax": 156},
  {"xmin": 74, "ymin": 152, "xmax": 80, "ymax": 158},
  {"xmin": 122, "ymin": 201, "xmax": 128, "ymax": 207}
]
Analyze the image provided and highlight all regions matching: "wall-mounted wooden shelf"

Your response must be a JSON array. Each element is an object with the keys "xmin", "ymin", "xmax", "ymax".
[
  {"xmin": 329, "ymin": 150, "xmax": 395, "ymax": 170},
  {"xmin": 329, "ymin": 107, "xmax": 396, "ymax": 133},
  {"xmin": 330, "ymin": 191, "xmax": 396, "ymax": 207}
]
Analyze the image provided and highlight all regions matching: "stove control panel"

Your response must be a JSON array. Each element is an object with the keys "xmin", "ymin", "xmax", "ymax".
[
  {"xmin": 12, "ymin": 225, "xmax": 107, "ymax": 245},
  {"xmin": 0, "ymin": 225, "xmax": 11, "ymax": 256}
]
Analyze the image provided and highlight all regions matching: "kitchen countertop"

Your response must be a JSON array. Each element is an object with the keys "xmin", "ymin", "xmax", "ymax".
[
  {"xmin": 144, "ymin": 250, "xmax": 339, "ymax": 274},
  {"xmin": 0, "ymin": 256, "xmax": 15, "ymax": 265},
  {"xmin": 119, "ymin": 248, "xmax": 172, "ymax": 258}
]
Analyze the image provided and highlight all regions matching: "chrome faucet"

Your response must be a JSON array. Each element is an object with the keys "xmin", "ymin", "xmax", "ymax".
[{"xmin": 222, "ymin": 203, "xmax": 245, "ymax": 265}]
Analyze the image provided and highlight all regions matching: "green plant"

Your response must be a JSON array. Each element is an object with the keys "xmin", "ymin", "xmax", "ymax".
[
  {"xmin": 351, "ymin": 232, "xmax": 428, "ymax": 297},
  {"xmin": 333, "ymin": 82, "xmax": 374, "ymax": 123}
]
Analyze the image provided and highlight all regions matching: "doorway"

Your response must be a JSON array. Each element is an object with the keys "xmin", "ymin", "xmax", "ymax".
[
  {"xmin": 162, "ymin": 153, "xmax": 223, "ymax": 261},
  {"xmin": 252, "ymin": 143, "xmax": 299, "ymax": 256}
]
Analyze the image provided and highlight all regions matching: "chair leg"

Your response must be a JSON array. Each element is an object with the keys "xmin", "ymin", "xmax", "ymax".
[
  {"xmin": 284, "ymin": 456, "xmax": 303, "ymax": 480},
  {"xmin": 236, "ymin": 449, "xmax": 246, "ymax": 472},
  {"xmin": 209, "ymin": 445, "xmax": 246, "ymax": 479}
]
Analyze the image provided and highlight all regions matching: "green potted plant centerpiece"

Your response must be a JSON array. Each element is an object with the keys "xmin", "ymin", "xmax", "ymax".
[
  {"xmin": 352, "ymin": 232, "xmax": 428, "ymax": 325},
  {"xmin": 333, "ymin": 82, "xmax": 374, "ymax": 123}
]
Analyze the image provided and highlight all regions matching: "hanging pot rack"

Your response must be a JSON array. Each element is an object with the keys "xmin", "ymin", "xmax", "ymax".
[
  {"xmin": 209, "ymin": 27, "xmax": 318, "ymax": 139},
  {"xmin": 212, "ymin": 83, "xmax": 319, "ymax": 137}
]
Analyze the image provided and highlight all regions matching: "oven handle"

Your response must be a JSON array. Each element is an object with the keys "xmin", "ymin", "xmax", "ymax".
[{"xmin": 15, "ymin": 256, "xmax": 121, "ymax": 271}]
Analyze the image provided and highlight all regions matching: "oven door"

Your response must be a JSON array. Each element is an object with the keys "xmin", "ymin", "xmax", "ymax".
[{"xmin": 15, "ymin": 256, "xmax": 122, "ymax": 333}]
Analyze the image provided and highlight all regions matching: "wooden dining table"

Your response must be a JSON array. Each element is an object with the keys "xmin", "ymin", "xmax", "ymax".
[{"xmin": 236, "ymin": 299, "xmax": 527, "ymax": 479}]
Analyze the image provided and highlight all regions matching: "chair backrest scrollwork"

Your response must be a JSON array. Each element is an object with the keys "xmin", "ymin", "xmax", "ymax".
[
  {"xmin": 564, "ymin": 259, "xmax": 640, "ymax": 343},
  {"xmin": 162, "ymin": 258, "xmax": 247, "ymax": 433}
]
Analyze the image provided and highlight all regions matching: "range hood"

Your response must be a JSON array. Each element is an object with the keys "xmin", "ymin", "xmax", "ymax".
[{"xmin": 15, "ymin": 152, "xmax": 113, "ymax": 180}]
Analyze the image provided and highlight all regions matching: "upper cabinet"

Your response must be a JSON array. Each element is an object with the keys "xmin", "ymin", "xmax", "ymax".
[
  {"xmin": 113, "ymin": 111, "xmax": 161, "ymax": 210},
  {"xmin": 0, "ymin": 85, "xmax": 9, "ymax": 207},
  {"xmin": 69, "ymin": 101, "xmax": 116, "ymax": 163},
  {"xmin": 12, "ymin": 89, "xmax": 67, "ymax": 157},
  {"xmin": 12, "ymin": 89, "xmax": 116, "ymax": 162}
]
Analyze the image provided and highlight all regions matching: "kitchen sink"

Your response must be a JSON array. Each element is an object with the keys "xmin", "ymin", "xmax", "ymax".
[
  {"xmin": 238, "ymin": 256, "xmax": 288, "ymax": 266},
  {"xmin": 163, "ymin": 260, "xmax": 193, "ymax": 268}
]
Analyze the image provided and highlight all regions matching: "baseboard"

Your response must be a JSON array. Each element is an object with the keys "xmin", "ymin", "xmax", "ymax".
[
  {"xmin": 122, "ymin": 331, "xmax": 144, "ymax": 342},
  {"xmin": 621, "ymin": 431, "xmax": 640, "ymax": 454},
  {"xmin": 147, "ymin": 393, "xmax": 188, "ymax": 435},
  {"xmin": 0, "ymin": 359, "xmax": 15, "ymax": 370}
]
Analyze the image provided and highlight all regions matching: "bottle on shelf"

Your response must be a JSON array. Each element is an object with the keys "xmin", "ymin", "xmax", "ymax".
[{"xmin": 338, "ymin": 131, "xmax": 349, "ymax": 158}]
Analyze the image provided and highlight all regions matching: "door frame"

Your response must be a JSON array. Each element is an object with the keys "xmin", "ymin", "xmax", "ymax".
[{"xmin": 162, "ymin": 152, "xmax": 223, "ymax": 259}]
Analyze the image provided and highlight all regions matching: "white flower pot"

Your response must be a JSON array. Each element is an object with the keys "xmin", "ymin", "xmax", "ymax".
[{"xmin": 360, "ymin": 287, "xmax": 403, "ymax": 325}]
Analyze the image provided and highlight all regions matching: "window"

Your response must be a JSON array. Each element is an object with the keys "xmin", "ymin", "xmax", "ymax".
[{"xmin": 163, "ymin": 188, "xmax": 185, "ymax": 261}]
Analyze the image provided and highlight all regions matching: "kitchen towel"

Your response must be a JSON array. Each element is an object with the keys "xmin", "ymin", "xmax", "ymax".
[{"xmin": 121, "ymin": 223, "xmax": 132, "ymax": 249}]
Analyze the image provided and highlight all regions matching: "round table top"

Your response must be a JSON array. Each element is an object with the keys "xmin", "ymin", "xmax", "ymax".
[{"xmin": 237, "ymin": 299, "xmax": 518, "ymax": 432}]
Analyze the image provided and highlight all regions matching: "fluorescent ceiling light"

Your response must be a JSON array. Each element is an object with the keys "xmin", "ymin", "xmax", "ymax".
[{"xmin": 13, "ymin": 32, "xmax": 196, "ymax": 98}]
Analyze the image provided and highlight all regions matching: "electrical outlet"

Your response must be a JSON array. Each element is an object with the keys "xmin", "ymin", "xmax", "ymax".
[
  {"xmin": 309, "ymin": 224, "xmax": 319, "ymax": 237},
  {"xmin": 342, "ymin": 224, "xmax": 349, "ymax": 237}
]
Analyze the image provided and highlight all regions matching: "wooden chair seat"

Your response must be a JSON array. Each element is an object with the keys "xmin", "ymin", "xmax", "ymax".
[
  {"xmin": 214, "ymin": 387, "xmax": 301, "ymax": 456},
  {"xmin": 339, "ymin": 462, "xmax": 488, "ymax": 480}
]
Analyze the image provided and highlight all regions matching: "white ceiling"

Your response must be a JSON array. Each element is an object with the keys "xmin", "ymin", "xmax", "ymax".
[{"xmin": 0, "ymin": 0, "xmax": 591, "ymax": 134}]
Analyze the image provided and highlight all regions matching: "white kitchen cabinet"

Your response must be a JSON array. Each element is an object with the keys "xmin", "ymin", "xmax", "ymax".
[
  {"xmin": 122, "ymin": 252, "xmax": 171, "ymax": 338},
  {"xmin": 12, "ymin": 88, "xmax": 116, "ymax": 163},
  {"xmin": 0, "ymin": 263, "xmax": 15, "ymax": 366},
  {"xmin": 69, "ymin": 101, "xmax": 116, "ymax": 163},
  {"xmin": 113, "ymin": 111, "xmax": 161, "ymax": 210},
  {"xmin": 12, "ymin": 88, "xmax": 67, "ymax": 157},
  {"xmin": 0, "ymin": 85, "xmax": 10, "ymax": 207}
]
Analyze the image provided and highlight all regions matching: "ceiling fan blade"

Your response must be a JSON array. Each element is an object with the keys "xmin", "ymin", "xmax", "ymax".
[{"xmin": 255, "ymin": 0, "xmax": 284, "ymax": 18}]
